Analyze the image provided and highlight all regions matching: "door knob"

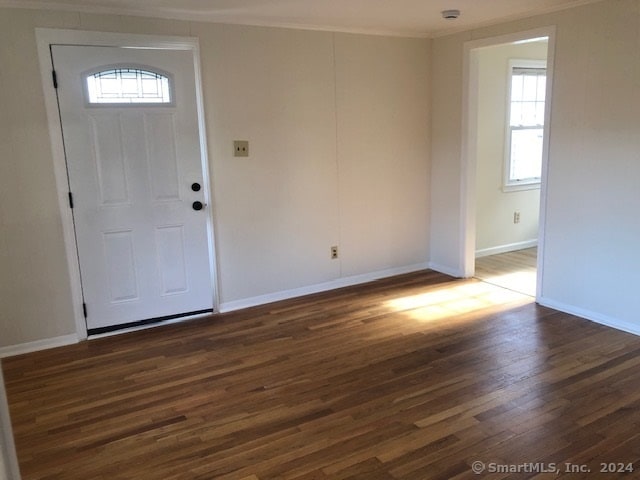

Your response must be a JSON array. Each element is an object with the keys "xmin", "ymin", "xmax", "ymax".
[
  {"xmin": 192, "ymin": 201, "xmax": 204, "ymax": 211},
  {"xmin": 191, "ymin": 182, "xmax": 201, "ymax": 192}
]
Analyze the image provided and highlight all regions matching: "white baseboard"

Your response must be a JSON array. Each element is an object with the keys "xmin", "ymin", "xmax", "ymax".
[
  {"xmin": 475, "ymin": 239, "xmax": 537, "ymax": 258},
  {"xmin": 219, "ymin": 262, "xmax": 431, "ymax": 313},
  {"xmin": 538, "ymin": 296, "xmax": 640, "ymax": 337},
  {"xmin": 427, "ymin": 262, "xmax": 464, "ymax": 278},
  {"xmin": 0, "ymin": 334, "xmax": 78, "ymax": 359}
]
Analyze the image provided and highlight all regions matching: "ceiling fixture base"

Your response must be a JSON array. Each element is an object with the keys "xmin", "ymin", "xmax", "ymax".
[{"xmin": 441, "ymin": 9, "xmax": 461, "ymax": 20}]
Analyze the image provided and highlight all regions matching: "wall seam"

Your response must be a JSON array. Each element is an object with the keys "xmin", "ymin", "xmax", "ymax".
[{"xmin": 331, "ymin": 32, "xmax": 343, "ymax": 278}]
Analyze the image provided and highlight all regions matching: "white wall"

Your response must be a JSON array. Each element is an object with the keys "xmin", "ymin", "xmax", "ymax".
[
  {"xmin": 0, "ymin": 10, "xmax": 79, "ymax": 350},
  {"xmin": 0, "ymin": 9, "xmax": 431, "ymax": 349},
  {"xmin": 334, "ymin": 34, "xmax": 430, "ymax": 276},
  {"xmin": 428, "ymin": 32, "xmax": 467, "ymax": 274},
  {"xmin": 430, "ymin": 0, "xmax": 640, "ymax": 329},
  {"xmin": 0, "ymin": 449, "xmax": 5, "ymax": 480},
  {"xmin": 193, "ymin": 23, "xmax": 342, "ymax": 303},
  {"xmin": 475, "ymin": 41, "xmax": 547, "ymax": 255}
]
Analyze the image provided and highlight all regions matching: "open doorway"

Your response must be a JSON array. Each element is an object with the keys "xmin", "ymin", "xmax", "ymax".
[
  {"xmin": 474, "ymin": 38, "xmax": 548, "ymax": 296},
  {"xmin": 462, "ymin": 28, "xmax": 555, "ymax": 299}
]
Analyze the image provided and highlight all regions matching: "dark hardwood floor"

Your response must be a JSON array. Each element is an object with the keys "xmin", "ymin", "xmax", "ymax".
[{"xmin": 3, "ymin": 270, "xmax": 640, "ymax": 479}]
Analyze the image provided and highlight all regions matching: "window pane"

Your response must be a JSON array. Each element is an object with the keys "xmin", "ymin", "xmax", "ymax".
[
  {"xmin": 507, "ymin": 66, "xmax": 546, "ymax": 187},
  {"xmin": 121, "ymin": 77, "xmax": 139, "ymax": 96},
  {"xmin": 86, "ymin": 68, "xmax": 171, "ymax": 104},
  {"xmin": 141, "ymin": 77, "xmax": 160, "ymax": 96},
  {"xmin": 535, "ymin": 102, "xmax": 546, "ymax": 125},
  {"xmin": 521, "ymin": 102, "xmax": 538, "ymax": 125},
  {"xmin": 511, "ymin": 75, "xmax": 523, "ymax": 101},
  {"xmin": 510, "ymin": 103, "xmax": 522, "ymax": 126},
  {"xmin": 536, "ymin": 75, "xmax": 546, "ymax": 102},
  {"xmin": 522, "ymin": 74, "xmax": 538, "ymax": 101},
  {"xmin": 510, "ymin": 128, "xmax": 543, "ymax": 182}
]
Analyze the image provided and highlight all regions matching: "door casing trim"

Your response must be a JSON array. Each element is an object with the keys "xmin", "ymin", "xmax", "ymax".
[
  {"xmin": 35, "ymin": 28, "xmax": 220, "ymax": 340},
  {"xmin": 460, "ymin": 26, "xmax": 556, "ymax": 303}
]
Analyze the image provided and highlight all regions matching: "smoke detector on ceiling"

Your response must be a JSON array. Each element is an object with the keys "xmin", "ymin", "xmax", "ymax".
[{"xmin": 441, "ymin": 9, "xmax": 461, "ymax": 20}]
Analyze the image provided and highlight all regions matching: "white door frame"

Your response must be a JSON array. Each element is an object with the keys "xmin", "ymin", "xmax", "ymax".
[
  {"xmin": 35, "ymin": 28, "xmax": 219, "ymax": 340},
  {"xmin": 460, "ymin": 26, "xmax": 556, "ymax": 302}
]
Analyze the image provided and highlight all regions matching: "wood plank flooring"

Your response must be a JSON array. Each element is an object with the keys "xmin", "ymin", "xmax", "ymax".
[
  {"xmin": 3, "ymin": 270, "xmax": 640, "ymax": 479},
  {"xmin": 475, "ymin": 248, "xmax": 537, "ymax": 297}
]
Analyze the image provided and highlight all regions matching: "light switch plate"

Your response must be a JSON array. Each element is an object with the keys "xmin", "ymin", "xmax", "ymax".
[{"xmin": 234, "ymin": 140, "xmax": 249, "ymax": 157}]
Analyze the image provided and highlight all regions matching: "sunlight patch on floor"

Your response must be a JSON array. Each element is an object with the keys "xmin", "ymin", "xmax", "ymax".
[{"xmin": 385, "ymin": 280, "xmax": 530, "ymax": 323}]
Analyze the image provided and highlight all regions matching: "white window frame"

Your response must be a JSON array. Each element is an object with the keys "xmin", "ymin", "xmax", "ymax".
[
  {"xmin": 503, "ymin": 58, "xmax": 547, "ymax": 192},
  {"xmin": 83, "ymin": 64, "xmax": 175, "ymax": 107}
]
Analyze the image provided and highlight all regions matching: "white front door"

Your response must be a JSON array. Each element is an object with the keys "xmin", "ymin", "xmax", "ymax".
[{"xmin": 52, "ymin": 45, "xmax": 214, "ymax": 333}]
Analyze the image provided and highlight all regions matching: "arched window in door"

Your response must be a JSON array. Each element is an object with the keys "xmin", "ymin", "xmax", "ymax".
[{"xmin": 85, "ymin": 66, "xmax": 173, "ymax": 105}]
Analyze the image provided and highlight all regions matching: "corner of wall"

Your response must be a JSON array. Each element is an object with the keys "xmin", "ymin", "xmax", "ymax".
[{"xmin": 0, "ymin": 368, "xmax": 20, "ymax": 480}]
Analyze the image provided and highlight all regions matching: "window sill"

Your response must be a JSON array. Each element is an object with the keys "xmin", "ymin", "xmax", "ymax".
[{"xmin": 502, "ymin": 182, "xmax": 541, "ymax": 193}]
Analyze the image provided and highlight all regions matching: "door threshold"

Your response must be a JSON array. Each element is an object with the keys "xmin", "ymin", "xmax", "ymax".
[{"xmin": 88, "ymin": 309, "xmax": 214, "ymax": 338}]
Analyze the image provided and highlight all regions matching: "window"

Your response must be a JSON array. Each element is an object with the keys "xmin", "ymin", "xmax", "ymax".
[
  {"xmin": 505, "ymin": 60, "xmax": 546, "ymax": 190},
  {"xmin": 85, "ymin": 66, "xmax": 172, "ymax": 105}
]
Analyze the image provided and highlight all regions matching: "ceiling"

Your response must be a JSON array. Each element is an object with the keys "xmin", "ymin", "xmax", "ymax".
[{"xmin": 2, "ymin": 0, "xmax": 601, "ymax": 37}]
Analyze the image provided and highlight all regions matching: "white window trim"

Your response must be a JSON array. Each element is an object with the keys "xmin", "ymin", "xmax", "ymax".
[{"xmin": 503, "ymin": 58, "xmax": 547, "ymax": 192}]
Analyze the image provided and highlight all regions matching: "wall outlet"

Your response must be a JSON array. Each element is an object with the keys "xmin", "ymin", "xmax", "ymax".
[
  {"xmin": 331, "ymin": 246, "xmax": 338, "ymax": 259},
  {"xmin": 233, "ymin": 140, "xmax": 249, "ymax": 157},
  {"xmin": 513, "ymin": 211, "xmax": 521, "ymax": 224}
]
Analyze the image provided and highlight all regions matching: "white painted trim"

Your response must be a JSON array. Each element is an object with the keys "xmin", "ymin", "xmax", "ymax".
[
  {"xmin": 35, "ymin": 28, "xmax": 201, "ymax": 51},
  {"xmin": 535, "ymin": 29, "xmax": 557, "ymax": 304},
  {"xmin": 460, "ymin": 42, "xmax": 478, "ymax": 279},
  {"xmin": 427, "ymin": 262, "xmax": 464, "ymax": 279},
  {"xmin": 430, "ymin": 0, "xmax": 604, "ymax": 38},
  {"xmin": 0, "ymin": 368, "xmax": 21, "ymax": 480},
  {"xmin": 219, "ymin": 262, "xmax": 431, "ymax": 312},
  {"xmin": 35, "ymin": 29, "xmax": 220, "ymax": 339},
  {"xmin": 538, "ymin": 297, "xmax": 640, "ymax": 337},
  {"xmin": 191, "ymin": 38, "xmax": 221, "ymax": 315},
  {"xmin": 460, "ymin": 26, "xmax": 556, "ymax": 301},
  {"xmin": 1, "ymin": 0, "xmax": 604, "ymax": 39},
  {"xmin": 475, "ymin": 239, "xmax": 537, "ymax": 258},
  {"xmin": 0, "ymin": 334, "xmax": 78, "ymax": 359},
  {"xmin": 36, "ymin": 30, "xmax": 87, "ymax": 341},
  {"xmin": 3, "ymin": 2, "xmax": 430, "ymax": 38}
]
